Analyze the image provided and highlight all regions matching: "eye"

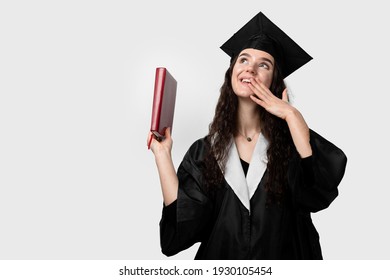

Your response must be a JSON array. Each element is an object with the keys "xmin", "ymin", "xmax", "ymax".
[
  {"xmin": 259, "ymin": 63, "xmax": 269, "ymax": 69},
  {"xmin": 239, "ymin": 58, "xmax": 248, "ymax": 64}
]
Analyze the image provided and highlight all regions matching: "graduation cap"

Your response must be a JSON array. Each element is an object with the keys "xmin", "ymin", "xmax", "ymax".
[{"xmin": 220, "ymin": 12, "xmax": 312, "ymax": 78}]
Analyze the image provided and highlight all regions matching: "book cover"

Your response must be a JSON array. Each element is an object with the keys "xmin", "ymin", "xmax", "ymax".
[{"xmin": 149, "ymin": 67, "xmax": 177, "ymax": 148}]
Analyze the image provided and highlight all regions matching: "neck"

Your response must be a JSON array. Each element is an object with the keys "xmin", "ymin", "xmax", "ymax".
[{"xmin": 236, "ymin": 98, "xmax": 261, "ymax": 135}]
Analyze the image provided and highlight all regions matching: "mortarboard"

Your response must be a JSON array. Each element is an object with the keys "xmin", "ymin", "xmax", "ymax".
[{"xmin": 220, "ymin": 12, "xmax": 312, "ymax": 78}]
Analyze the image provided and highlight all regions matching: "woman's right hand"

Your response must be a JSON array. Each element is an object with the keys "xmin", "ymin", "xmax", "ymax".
[
  {"xmin": 147, "ymin": 127, "xmax": 178, "ymax": 205},
  {"xmin": 148, "ymin": 127, "xmax": 173, "ymax": 157}
]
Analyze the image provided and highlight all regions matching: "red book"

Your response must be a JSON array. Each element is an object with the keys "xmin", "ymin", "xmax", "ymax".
[{"xmin": 148, "ymin": 67, "xmax": 177, "ymax": 149}]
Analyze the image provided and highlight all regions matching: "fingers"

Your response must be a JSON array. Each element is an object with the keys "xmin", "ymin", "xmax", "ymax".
[
  {"xmin": 250, "ymin": 94, "xmax": 267, "ymax": 108},
  {"xmin": 165, "ymin": 127, "xmax": 171, "ymax": 139},
  {"xmin": 147, "ymin": 131, "xmax": 152, "ymax": 145},
  {"xmin": 147, "ymin": 127, "xmax": 173, "ymax": 151},
  {"xmin": 248, "ymin": 78, "xmax": 272, "ymax": 101},
  {"xmin": 147, "ymin": 131, "xmax": 156, "ymax": 150},
  {"xmin": 248, "ymin": 78, "xmax": 291, "ymax": 118},
  {"xmin": 250, "ymin": 78, "xmax": 288, "ymax": 102},
  {"xmin": 248, "ymin": 79, "xmax": 269, "ymax": 109},
  {"xmin": 282, "ymin": 88, "xmax": 289, "ymax": 102}
]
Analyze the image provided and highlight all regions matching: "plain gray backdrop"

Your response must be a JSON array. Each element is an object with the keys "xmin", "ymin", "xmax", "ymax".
[{"xmin": 1, "ymin": 0, "xmax": 389, "ymax": 259}]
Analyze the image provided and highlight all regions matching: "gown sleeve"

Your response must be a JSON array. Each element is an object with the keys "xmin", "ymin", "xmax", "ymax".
[
  {"xmin": 159, "ymin": 139, "xmax": 213, "ymax": 256},
  {"xmin": 289, "ymin": 130, "xmax": 347, "ymax": 213}
]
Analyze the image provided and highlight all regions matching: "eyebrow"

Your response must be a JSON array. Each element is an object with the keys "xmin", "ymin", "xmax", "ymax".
[{"xmin": 239, "ymin": 52, "xmax": 274, "ymax": 66}]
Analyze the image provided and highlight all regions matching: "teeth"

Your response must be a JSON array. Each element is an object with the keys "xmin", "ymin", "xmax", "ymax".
[{"xmin": 242, "ymin": 79, "xmax": 251, "ymax": 83}]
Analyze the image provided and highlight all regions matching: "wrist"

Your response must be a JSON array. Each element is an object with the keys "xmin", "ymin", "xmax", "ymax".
[
  {"xmin": 154, "ymin": 148, "xmax": 172, "ymax": 161},
  {"xmin": 284, "ymin": 107, "xmax": 299, "ymax": 122}
]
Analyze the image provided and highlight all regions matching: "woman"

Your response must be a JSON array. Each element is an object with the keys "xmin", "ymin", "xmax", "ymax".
[{"xmin": 148, "ymin": 12, "xmax": 347, "ymax": 259}]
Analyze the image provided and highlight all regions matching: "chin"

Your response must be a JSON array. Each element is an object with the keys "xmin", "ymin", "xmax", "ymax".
[{"xmin": 234, "ymin": 90, "xmax": 253, "ymax": 98}]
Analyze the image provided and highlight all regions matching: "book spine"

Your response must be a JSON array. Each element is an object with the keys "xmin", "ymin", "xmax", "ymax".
[{"xmin": 150, "ymin": 68, "xmax": 166, "ymax": 135}]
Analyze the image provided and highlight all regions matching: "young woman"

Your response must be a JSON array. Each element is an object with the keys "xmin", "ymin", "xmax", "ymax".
[{"xmin": 148, "ymin": 12, "xmax": 347, "ymax": 259}]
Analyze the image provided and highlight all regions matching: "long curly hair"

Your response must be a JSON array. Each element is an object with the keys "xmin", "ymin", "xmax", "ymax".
[{"xmin": 203, "ymin": 54, "xmax": 294, "ymax": 203}]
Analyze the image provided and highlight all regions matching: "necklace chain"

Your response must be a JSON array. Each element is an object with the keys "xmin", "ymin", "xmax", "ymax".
[{"xmin": 238, "ymin": 130, "xmax": 258, "ymax": 142}]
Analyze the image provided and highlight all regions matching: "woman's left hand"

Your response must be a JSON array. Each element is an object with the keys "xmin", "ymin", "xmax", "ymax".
[
  {"xmin": 248, "ymin": 77, "xmax": 295, "ymax": 120},
  {"xmin": 249, "ymin": 77, "xmax": 312, "ymax": 157}
]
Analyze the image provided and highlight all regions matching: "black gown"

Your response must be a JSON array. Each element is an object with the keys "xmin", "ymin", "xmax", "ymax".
[{"xmin": 159, "ymin": 130, "xmax": 347, "ymax": 259}]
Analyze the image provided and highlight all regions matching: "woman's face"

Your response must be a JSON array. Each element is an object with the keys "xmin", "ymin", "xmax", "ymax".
[{"xmin": 231, "ymin": 48, "xmax": 275, "ymax": 98}]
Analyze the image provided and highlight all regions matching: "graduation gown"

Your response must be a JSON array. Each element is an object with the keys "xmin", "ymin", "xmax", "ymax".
[{"xmin": 159, "ymin": 130, "xmax": 347, "ymax": 259}]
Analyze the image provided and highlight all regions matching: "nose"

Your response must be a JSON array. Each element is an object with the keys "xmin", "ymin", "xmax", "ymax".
[{"xmin": 246, "ymin": 64, "xmax": 256, "ymax": 75}]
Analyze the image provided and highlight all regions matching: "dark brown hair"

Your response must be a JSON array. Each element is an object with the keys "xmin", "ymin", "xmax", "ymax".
[{"xmin": 203, "ymin": 54, "xmax": 294, "ymax": 203}]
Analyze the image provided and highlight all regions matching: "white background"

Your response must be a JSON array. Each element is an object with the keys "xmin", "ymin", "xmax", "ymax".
[{"xmin": 0, "ymin": 0, "xmax": 389, "ymax": 260}]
